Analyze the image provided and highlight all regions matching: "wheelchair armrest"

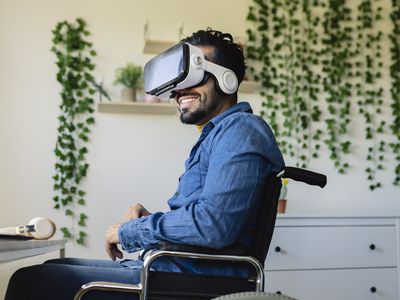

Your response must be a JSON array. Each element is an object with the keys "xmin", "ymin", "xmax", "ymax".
[
  {"xmin": 75, "ymin": 249, "xmax": 265, "ymax": 300},
  {"xmin": 140, "ymin": 248, "xmax": 265, "ymax": 297},
  {"xmin": 155, "ymin": 241, "xmax": 248, "ymax": 256}
]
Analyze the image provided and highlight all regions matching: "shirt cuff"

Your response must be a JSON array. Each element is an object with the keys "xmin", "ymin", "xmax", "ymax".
[
  {"xmin": 118, "ymin": 214, "xmax": 160, "ymax": 253},
  {"xmin": 118, "ymin": 219, "xmax": 142, "ymax": 253}
]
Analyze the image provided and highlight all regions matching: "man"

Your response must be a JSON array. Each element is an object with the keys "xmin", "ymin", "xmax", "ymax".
[{"xmin": 5, "ymin": 28, "xmax": 284, "ymax": 299}]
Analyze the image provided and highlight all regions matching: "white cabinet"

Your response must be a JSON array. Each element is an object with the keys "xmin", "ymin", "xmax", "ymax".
[
  {"xmin": 265, "ymin": 268, "xmax": 398, "ymax": 300},
  {"xmin": 264, "ymin": 216, "xmax": 400, "ymax": 300}
]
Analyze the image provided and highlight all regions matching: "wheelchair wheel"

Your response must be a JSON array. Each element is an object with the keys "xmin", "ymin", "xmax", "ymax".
[{"xmin": 211, "ymin": 291, "xmax": 297, "ymax": 300}]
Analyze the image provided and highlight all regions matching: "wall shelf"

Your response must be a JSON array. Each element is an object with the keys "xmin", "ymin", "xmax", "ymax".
[
  {"xmin": 143, "ymin": 40, "xmax": 175, "ymax": 55},
  {"xmin": 97, "ymin": 102, "xmax": 177, "ymax": 115},
  {"xmin": 239, "ymin": 80, "xmax": 260, "ymax": 94}
]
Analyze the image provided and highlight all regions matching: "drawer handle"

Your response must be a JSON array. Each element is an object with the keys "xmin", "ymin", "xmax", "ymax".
[
  {"xmin": 370, "ymin": 286, "xmax": 377, "ymax": 293},
  {"xmin": 275, "ymin": 246, "xmax": 281, "ymax": 252},
  {"xmin": 369, "ymin": 244, "xmax": 376, "ymax": 250}
]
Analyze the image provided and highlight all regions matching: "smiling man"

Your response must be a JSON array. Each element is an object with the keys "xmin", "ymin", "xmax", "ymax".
[
  {"xmin": 174, "ymin": 46, "xmax": 233, "ymax": 125},
  {"xmin": 6, "ymin": 28, "xmax": 284, "ymax": 300}
]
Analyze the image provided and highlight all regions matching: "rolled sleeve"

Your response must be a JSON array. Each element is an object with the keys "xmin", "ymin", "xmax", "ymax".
[{"xmin": 118, "ymin": 213, "xmax": 163, "ymax": 252}]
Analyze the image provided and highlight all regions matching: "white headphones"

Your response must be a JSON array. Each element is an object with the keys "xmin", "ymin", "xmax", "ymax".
[
  {"xmin": 0, "ymin": 217, "xmax": 56, "ymax": 240},
  {"xmin": 188, "ymin": 44, "xmax": 239, "ymax": 95}
]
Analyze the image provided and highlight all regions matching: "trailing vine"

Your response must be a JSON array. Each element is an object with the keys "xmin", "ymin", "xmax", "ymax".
[
  {"xmin": 320, "ymin": 0, "xmax": 353, "ymax": 174},
  {"xmin": 246, "ymin": 0, "xmax": 323, "ymax": 168},
  {"xmin": 270, "ymin": 0, "xmax": 299, "ymax": 160},
  {"xmin": 51, "ymin": 18, "xmax": 96, "ymax": 245},
  {"xmin": 356, "ymin": 0, "xmax": 386, "ymax": 190},
  {"xmin": 245, "ymin": 0, "xmax": 399, "ymax": 190},
  {"xmin": 390, "ymin": 0, "xmax": 400, "ymax": 186},
  {"xmin": 298, "ymin": 0, "xmax": 323, "ymax": 163},
  {"xmin": 246, "ymin": 1, "xmax": 276, "ymax": 130}
]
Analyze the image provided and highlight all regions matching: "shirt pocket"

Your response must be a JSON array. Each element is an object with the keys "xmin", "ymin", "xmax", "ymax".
[{"xmin": 179, "ymin": 152, "xmax": 202, "ymax": 198}]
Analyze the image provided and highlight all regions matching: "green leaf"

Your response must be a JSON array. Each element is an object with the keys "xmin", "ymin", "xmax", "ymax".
[
  {"xmin": 78, "ymin": 213, "xmax": 88, "ymax": 226},
  {"xmin": 60, "ymin": 227, "xmax": 72, "ymax": 239},
  {"xmin": 77, "ymin": 231, "xmax": 87, "ymax": 245}
]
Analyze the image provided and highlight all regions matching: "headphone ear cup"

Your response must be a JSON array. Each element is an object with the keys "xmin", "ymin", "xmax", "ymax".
[
  {"xmin": 222, "ymin": 70, "xmax": 238, "ymax": 94},
  {"xmin": 28, "ymin": 217, "xmax": 56, "ymax": 240},
  {"xmin": 209, "ymin": 75, "xmax": 227, "ymax": 97}
]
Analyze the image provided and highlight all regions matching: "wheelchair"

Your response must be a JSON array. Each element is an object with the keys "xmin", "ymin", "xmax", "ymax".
[{"xmin": 74, "ymin": 167, "xmax": 326, "ymax": 300}]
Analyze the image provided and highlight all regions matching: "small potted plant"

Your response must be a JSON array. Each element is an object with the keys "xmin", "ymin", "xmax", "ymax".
[
  {"xmin": 114, "ymin": 63, "xmax": 142, "ymax": 102},
  {"xmin": 278, "ymin": 178, "xmax": 289, "ymax": 214}
]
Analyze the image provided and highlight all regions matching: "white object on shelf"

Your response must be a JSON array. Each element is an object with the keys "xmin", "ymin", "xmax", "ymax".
[
  {"xmin": 97, "ymin": 102, "xmax": 177, "ymax": 115},
  {"xmin": 239, "ymin": 80, "xmax": 260, "ymax": 94},
  {"xmin": 264, "ymin": 216, "xmax": 400, "ymax": 300}
]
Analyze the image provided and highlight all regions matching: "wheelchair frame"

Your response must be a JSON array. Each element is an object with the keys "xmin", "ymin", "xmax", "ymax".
[{"xmin": 74, "ymin": 249, "xmax": 264, "ymax": 300}]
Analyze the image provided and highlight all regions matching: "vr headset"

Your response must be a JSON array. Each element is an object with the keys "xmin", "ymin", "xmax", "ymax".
[{"xmin": 144, "ymin": 42, "xmax": 239, "ymax": 98}]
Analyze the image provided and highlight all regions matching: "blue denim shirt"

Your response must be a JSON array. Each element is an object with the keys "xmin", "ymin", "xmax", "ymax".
[{"xmin": 119, "ymin": 102, "xmax": 284, "ymax": 276}]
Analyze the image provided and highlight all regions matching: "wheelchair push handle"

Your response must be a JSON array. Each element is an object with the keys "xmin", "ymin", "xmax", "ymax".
[{"xmin": 278, "ymin": 167, "xmax": 327, "ymax": 188}]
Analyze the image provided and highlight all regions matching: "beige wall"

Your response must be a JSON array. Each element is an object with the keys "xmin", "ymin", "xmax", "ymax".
[{"xmin": 0, "ymin": 0, "xmax": 399, "ymax": 296}]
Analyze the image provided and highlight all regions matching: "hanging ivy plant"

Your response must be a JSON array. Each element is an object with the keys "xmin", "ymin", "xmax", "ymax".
[
  {"xmin": 269, "ymin": 0, "xmax": 299, "ymax": 160},
  {"xmin": 245, "ymin": 0, "xmax": 400, "ymax": 190},
  {"xmin": 246, "ymin": 0, "xmax": 323, "ymax": 168},
  {"xmin": 356, "ymin": 0, "xmax": 386, "ymax": 190},
  {"xmin": 320, "ymin": 0, "xmax": 353, "ymax": 174},
  {"xmin": 246, "ymin": 1, "xmax": 276, "ymax": 132},
  {"xmin": 296, "ymin": 0, "xmax": 323, "ymax": 164},
  {"xmin": 51, "ymin": 18, "xmax": 96, "ymax": 245},
  {"xmin": 390, "ymin": 0, "xmax": 400, "ymax": 186}
]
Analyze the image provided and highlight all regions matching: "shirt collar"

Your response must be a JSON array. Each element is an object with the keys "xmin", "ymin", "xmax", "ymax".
[
  {"xmin": 208, "ymin": 102, "xmax": 253, "ymax": 128},
  {"xmin": 194, "ymin": 102, "xmax": 253, "ymax": 156}
]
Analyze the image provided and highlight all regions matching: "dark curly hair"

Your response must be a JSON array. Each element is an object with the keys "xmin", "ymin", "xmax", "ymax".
[{"xmin": 181, "ymin": 28, "xmax": 246, "ymax": 89}]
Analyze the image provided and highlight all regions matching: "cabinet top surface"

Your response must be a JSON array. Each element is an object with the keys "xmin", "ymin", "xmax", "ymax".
[{"xmin": 276, "ymin": 213, "xmax": 400, "ymax": 219}]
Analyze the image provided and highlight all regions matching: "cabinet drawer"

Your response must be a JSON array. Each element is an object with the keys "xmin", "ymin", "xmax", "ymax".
[
  {"xmin": 265, "ymin": 268, "xmax": 398, "ymax": 300},
  {"xmin": 265, "ymin": 226, "xmax": 397, "ymax": 270}
]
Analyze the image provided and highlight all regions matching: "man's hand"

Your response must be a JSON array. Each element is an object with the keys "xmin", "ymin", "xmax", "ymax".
[
  {"xmin": 105, "ymin": 223, "xmax": 123, "ymax": 261},
  {"xmin": 105, "ymin": 204, "xmax": 150, "ymax": 260},
  {"xmin": 123, "ymin": 203, "xmax": 151, "ymax": 222}
]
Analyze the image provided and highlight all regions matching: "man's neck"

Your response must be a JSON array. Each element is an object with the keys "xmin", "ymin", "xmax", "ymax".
[{"xmin": 196, "ymin": 99, "xmax": 236, "ymax": 126}]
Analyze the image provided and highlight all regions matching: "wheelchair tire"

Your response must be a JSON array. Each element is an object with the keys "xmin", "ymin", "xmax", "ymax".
[{"xmin": 211, "ymin": 291, "xmax": 297, "ymax": 300}]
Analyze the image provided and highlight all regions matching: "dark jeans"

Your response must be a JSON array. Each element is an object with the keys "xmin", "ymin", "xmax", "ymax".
[{"xmin": 5, "ymin": 258, "xmax": 141, "ymax": 300}]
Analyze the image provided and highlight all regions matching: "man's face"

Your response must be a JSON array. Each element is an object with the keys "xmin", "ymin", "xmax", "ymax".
[{"xmin": 174, "ymin": 46, "xmax": 222, "ymax": 125}]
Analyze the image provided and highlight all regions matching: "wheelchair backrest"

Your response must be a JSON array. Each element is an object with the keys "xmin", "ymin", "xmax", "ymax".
[{"xmin": 250, "ymin": 173, "xmax": 281, "ymax": 264}]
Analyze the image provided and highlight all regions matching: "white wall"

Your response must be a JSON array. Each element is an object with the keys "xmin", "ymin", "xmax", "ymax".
[{"xmin": 0, "ymin": 0, "xmax": 399, "ymax": 296}]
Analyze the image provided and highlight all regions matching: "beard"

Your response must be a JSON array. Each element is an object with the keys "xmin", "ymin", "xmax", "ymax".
[{"xmin": 179, "ymin": 89, "xmax": 220, "ymax": 125}]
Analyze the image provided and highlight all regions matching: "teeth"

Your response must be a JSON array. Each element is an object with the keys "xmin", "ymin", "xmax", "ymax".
[{"xmin": 180, "ymin": 97, "xmax": 198, "ymax": 104}]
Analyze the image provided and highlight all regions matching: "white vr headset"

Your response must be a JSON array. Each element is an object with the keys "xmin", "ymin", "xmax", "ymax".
[{"xmin": 144, "ymin": 43, "xmax": 239, "ymax": 98}]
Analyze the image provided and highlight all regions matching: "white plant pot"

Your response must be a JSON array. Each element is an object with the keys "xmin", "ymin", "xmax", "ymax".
[{"xmin": 121, "ymin": 88, "xmax": 137, "ymax": 102}]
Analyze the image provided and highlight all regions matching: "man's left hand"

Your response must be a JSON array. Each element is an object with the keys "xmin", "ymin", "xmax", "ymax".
[{"xmin": 105, "ymin": 223, "xmax": 123, "ymax": 260}]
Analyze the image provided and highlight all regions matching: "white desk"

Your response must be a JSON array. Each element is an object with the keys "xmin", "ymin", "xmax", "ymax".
[{"xmin": 0, "ymin": 239, "xmax": 67, "ymax": 262}]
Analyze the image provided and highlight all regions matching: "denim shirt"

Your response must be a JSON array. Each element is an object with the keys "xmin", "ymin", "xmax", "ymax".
[{"xmin": 119, "ymin": 102, "xmax": 284, "ymax": 276}]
